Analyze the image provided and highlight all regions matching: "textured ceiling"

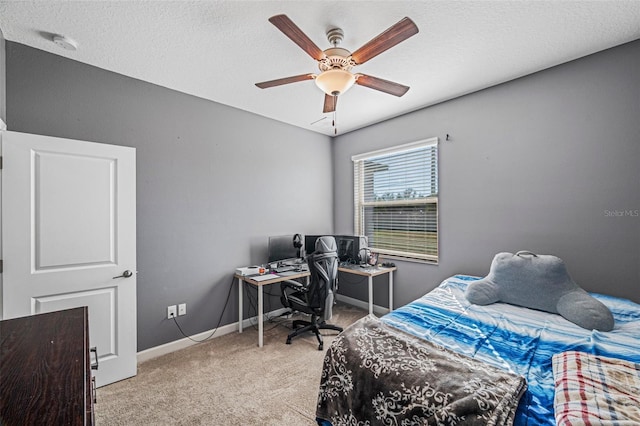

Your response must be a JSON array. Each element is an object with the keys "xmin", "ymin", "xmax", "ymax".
[{"xmin": 1, "ymin": 1, "xmax": 639, "ymax": 137}]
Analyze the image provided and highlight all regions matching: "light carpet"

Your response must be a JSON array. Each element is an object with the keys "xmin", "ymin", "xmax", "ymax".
[{"xmin": 95, "ymin": 304, "xmax": 367, "ymax": 425}]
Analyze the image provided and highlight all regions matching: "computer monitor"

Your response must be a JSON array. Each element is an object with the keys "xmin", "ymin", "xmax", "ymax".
[
  {"xmin": 334, "ymin": 235, "xmax": 369, "ymax": 264},
  {"xmin": 304, "ymin": 235, "xmax": 323, "ymax": 257},
  {"xmin": 268, "ymin": 235, "xmax": 299, "ymax": 264}
]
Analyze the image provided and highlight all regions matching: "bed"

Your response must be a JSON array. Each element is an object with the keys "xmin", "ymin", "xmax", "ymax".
[{"xmin": 316, "ymin": 275, "xmax": 640, "ymax": 425}]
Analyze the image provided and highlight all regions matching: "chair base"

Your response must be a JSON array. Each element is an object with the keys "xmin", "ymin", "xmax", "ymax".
[{"xmin": 286, "ymin": 318, "xmax": 343, "ymax": 351}]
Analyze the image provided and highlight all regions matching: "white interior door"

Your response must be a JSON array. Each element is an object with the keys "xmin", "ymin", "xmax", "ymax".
[{"xmin": 1, "ymin": 130, "xmax": 137, "ymax": 387}]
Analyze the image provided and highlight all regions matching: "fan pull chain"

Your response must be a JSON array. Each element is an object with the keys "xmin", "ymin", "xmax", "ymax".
[
  {"xmin": 333, "ymin": 110, "xmax": 337, "ymax": 135},
  {"xmin": 333, "ymin": 96, "xmax": 338, "ymax": 135}
]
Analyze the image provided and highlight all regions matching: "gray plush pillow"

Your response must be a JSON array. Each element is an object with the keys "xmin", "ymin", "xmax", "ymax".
[{"xmin": 465, "ymin": 251, "xmax": 614, "ymax": 331}]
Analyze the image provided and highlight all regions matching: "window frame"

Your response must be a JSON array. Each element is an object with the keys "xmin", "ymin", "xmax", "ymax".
[{"xmin": 352, "ymin": 137, "xmax": 439, "ymax": 263}]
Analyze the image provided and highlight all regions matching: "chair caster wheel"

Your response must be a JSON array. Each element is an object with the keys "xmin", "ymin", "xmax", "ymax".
[
  {"xmin": 286, "ymin": 338, "xmax": 291, "ymax": 345},
  {"xmin": 318, "ymin": 344, "xmax": 323, "ymax": 351}
]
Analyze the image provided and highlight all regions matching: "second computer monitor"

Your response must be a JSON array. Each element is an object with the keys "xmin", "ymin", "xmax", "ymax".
[
  {"xmin": 304, "ymin": 235, "xmax": 323, "ymax": 257},
  {"xmin": 334, "ymin": 235, "xmax": 369, "ymax": 264},
  {"xmin": 304, "ymin": 234, "xmax": 368, "ymax": 263}
]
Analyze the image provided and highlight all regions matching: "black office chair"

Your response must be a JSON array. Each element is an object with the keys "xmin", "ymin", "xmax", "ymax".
[{"xmin": 280, "ymin": 236, "xmax": 343, "ymax": 350}]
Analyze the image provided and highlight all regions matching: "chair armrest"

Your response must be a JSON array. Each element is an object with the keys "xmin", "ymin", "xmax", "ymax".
[{"xmin": 281, "ymin": 279, "xmax": 306, "ymax": 291}]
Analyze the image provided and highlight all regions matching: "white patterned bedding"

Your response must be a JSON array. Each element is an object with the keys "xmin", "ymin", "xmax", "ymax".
[{"xmin": 316, "ymin": 314, "xmax": 527, "ymax": 425}]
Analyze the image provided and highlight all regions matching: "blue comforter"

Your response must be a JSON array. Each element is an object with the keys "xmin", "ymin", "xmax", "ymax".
[{"xmin": 381, "ymin": 275, "xmax": 640, "ymax": 426}]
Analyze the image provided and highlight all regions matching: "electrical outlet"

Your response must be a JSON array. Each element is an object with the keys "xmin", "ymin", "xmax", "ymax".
[
  {"xmin": 167, "ymin": 305, "xmax": 177, "ymax": 319},
  {"xmin": 178, "ymin": 303, "xmax": 187, "ymax": 316}
]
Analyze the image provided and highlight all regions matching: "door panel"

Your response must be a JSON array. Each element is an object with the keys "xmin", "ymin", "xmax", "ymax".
[
  {"xmin": 33, "ymin": 287, "xmax": 117, "ymax": 359},
  {"xmin": 1, "ymin": 130, "xmax": 136, "ymax": 387},
  {"xmin": 35, "ymin": 150, "xmax": 116, "ymax": 269}
]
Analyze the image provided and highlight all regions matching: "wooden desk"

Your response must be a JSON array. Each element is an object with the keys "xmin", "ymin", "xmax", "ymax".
[
  {"xmin": 236, "ymin": 271, "xmax": 310, "ymax": 347},
  {"xmin": 0, "ymin": 307, "xmax": 95, "ymax": 425},
  {"xmin": 338, "ymin": 265, "xmax": 397, "ymax": 315}
]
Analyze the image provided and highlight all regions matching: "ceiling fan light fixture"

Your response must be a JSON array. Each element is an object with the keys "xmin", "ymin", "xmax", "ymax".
[{"xmin": 315, "ymin": 69, "xmax": 356, "ymax": 96}]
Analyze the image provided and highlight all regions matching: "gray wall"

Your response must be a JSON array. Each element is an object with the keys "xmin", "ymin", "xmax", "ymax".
[
  {"xmin": 0, "ymin": 29, "xmax": 5, "ymax": 122},
  {"xmin": 5, "ymin": 42, "xmax": 334, "ymax": 351},
  {"xmin": 334, "ymin": 40, "xmax": 640, "ymax": 306}
]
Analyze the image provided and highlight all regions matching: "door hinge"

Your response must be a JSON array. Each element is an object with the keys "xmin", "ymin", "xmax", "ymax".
[
  {"xmin": 0, "ymin": 260, "xmax": 3, "ymax": 273},
  {"xmin": 0, "ymin": 156, "xmax": 3, "ymax": 169}
]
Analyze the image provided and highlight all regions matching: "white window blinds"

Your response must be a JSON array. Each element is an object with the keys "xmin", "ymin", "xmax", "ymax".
[{"xmin": 352, "ymin": 138, "xmax": 438, "ymax": 262}]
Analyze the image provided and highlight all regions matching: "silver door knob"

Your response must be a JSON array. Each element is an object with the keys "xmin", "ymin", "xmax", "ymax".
[{"xmin": 113, "ymin": 270, "xmax": 133, "ymax": 279}]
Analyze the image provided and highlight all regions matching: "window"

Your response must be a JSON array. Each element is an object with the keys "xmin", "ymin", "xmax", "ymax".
[{"xmin": 353, "ymin": 138, "xmax": 438, "ymax": 262}]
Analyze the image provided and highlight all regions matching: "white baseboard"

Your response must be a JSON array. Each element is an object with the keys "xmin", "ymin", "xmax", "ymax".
[
  {"xmin": 137, "ymin": 297, "xmax": 382, "ymax": 363},
  {"xmin": 335, "ymin": 294, "xmax": 390, "ymax": 316},
  {"xmin": 136, "ymin": 307, "xmax": 290, "ymax": 363}
]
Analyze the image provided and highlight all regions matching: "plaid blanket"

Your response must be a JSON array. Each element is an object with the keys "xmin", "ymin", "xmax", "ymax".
[
  {"xmin": 316, "ymin": 314, "xmax": 527, "ymax": 426},
  {"xmin": 552, "ymin": 351, "xmax": 640, "ymax": 425}
]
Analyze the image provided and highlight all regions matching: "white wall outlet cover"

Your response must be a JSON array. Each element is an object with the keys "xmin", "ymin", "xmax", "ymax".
[{"xmin": 167, "ymin": 305, "xmax": 177, "ymax": 319}]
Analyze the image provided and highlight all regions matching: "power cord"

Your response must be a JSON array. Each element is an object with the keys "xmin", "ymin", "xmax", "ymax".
[
  {"xmin": 170, "ymin": 275, "xmax": 235, "ymax": 343},
  {"xmin": 170, "ymin": 274, "xmax": 305, "ymax": 342}
]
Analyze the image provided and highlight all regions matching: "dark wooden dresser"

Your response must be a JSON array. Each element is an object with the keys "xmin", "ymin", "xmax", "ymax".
[{"xmin": 0, "ymin": 307, "xmax": 95, "ymax": 425}]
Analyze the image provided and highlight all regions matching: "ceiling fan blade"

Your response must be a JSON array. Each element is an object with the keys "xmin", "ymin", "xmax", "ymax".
[
  {"xmin": 255, "ymin": 74, "xmax": 314, "ymax": 89},
  {"xmin": 350, "ymin": 17, "xmax": 418, "ymax": 65},
  {"xmin": 323, "ymin": 94, "xmax": 337, "ymax": 113},
  {"xmin": 269, "ymin": 14, "xmax": 325, "ymax": 61},
  {"xmin": 356, "ymin": 74, "xmax": 410, "ymax": 97}
]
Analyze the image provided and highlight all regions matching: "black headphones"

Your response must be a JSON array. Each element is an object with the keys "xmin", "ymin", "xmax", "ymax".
[
  {"xmin": 293, "ymin": 234, "xmax": 303, "ymax": 258},
  {"xmin": 292, "ymin": 234, "xmax": 302, "ymax": 249}
]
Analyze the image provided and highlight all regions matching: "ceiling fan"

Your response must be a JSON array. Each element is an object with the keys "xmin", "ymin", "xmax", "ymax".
[{"xmin": 255, "ymin": 14, "xmax": 419, "ymax": 116}]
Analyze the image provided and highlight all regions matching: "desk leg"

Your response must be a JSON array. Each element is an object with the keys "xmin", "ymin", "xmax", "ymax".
[
  {"xmin": 368, "ymin": 276, "xmax": 374, "ymax": 315},
  {"xmin": 388, "ymin": 271, "xmax": 394, "ymax": 312},
  {"xmin": 238, "ymin": 277, "xmax": 243, "ymax": 333},
  {"xmin": 258, "ymin": 285, "xmax": 264, "ymax": 348}
]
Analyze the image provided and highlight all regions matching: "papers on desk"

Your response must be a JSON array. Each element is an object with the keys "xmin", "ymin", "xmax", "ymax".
[{"xmin": 249, "ymin": 274, "xmax": 280, "ymax": 282}]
